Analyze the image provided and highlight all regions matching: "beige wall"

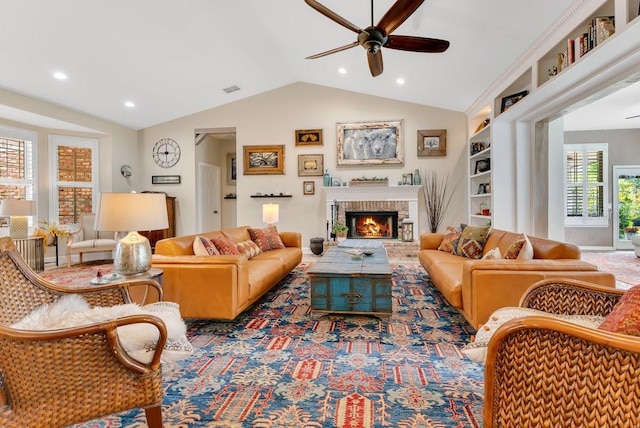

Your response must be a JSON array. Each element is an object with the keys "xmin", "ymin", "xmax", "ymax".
[{"xmin": 139, "ymin": 82, "xmax": 468, "ymax": 246}]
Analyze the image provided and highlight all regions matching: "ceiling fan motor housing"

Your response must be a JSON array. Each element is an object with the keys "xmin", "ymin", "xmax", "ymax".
[{"xmin": 359, "ymin": 27, "xmax": 388, "ymax": 54}]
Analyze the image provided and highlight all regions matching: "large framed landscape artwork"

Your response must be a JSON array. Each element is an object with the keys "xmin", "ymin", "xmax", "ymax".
[
  {"xmin": 243, "ymin": 145, "xmax": 285, "ymax": 175},
  {"xmin": 336, "ymin": 119, "xmax": 404, "ymax": 166}
]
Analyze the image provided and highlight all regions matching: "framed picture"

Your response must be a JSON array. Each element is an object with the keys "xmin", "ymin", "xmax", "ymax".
[
  {"xmin": 295, "ymin": 129, "xmax": 323, "ymax": 146},
  {"xmin": 243, "ymin": 145, "xmax": 285, "ymax": 175},
  {"xmin": 152, "ymin": 175, "xmax": 181, "ymax": 184},
  {"xmin": 403, "ymin": 173, "xmax": 414, "ymax": 185},
  {"xmin": 336, "ymin": 119, "xmax": 404, "ymax": 166},
  {"xmin": 227, "ymin": 152, "xmax": 236, "ymax": 185},
  {"xmin": 474, "ymin": 158, "xmax": 491, "ymax": 174},
  {"xmin": 298, "ymin": 154, "xmax": 324, "ymax": 177},
  {"xmin": 303, "ymin": 181, "xmax": 315, "ymax": 195},
  {"xmin": 477, "ymin": 183, "xmax": 486, "ymax": 194},
  {"xmin": 417, "ymin": 129, "xmax": 446, "ymax": 157},
  {"xmin": 470, "ymin": 142, "xmax": 486, "ymax": 155},
  {"xmin": 500, "ymin": 90, "xmax": 529, "ymax": 113}
]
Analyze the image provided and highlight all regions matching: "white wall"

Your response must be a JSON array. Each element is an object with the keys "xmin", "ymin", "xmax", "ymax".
[{"xmin": 139, "ymin": 82, "xmax": 468, "ymax": 247}]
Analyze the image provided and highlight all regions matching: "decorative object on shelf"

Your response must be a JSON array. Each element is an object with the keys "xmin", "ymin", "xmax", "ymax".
[
  {"xmin": 94, "ymin": 192, "xmax": 168, "ymax": 275},
  {"xmin": 152, "ymin": 175, "xmax": 181, "ymax": 184},
  {"xmin": 303, "ymin": 181, "xmax": 315, "ymax": 195},
  {"xmin": 250, "ymin": 194, "xmax": 292, "ymax": 198},
  {"xmin": 336, "ymin": 119, "xmax": 404, "ymax": 166},
  {"xmin": 224, "ymin": 193, "xmax": 237, "ymax": 199},
  {"xmin": 417, "ymin": 129, "xmax": 447, "ymax": 157},
  {"xmin": 298, "ymin": 154, "xmax": 324, "ymax": 177},
  {"xmin": 474, "ymin": 158, "xmax": 491, "ymax": 174},
  {"xmin": 478, "ymin": 183, "xmax": 487, "ymax": 194},
  {"xmin": 500, "ymin": 90, "xmax": 529, "ymax": 113},
  {"xmin": 295, "ymin": 129, "xmax": 323, "ymax": 146},
  {"xmin": 331, "ymin": 222, "xmax": 348, "ymax": 242},
  {"xmin": 262, "ymin": 203, "xmax": 279, "ymax": 225},
  {"xmin": 471, "ymin": 141, "xmax": 486, "ymax": 155},
  {"xmin": 403, "ymin": 173, "xmax": 413, "ymax": 186},
  {"xmin": 243, "ymin": 145, "xmax": 285, "ymax": 175},
  {"xmin": 120, "ymin": 164, "xmax": 132, "ymax": 177},
  {"xmin": 323, "ymin": 169, "xmax": 331, "ymax": 186},
  {"xmin": 349, "ymin": 176, "xmax": 389, "ymax": 187},
  {"xmin": 227, "ymin": 153, "xmax": 237, "ymax": 185},
  {"xmin": 152, "ymin": 137, "xmax": 181, "ymax": 168},
  {"xmin": 401, "ymin": 218, "xmax": 414, "ymax": 242},
  {"xmin": 332, "ymin": 178, "xmax": 341, "ymax": 187},
  {"xmin": 0, "ymin": 199, "xmax": 35, "ymax": 239},
  {"xmin": 474, "ymin": 118, "xmax": 490, "ymax": 134},
  {"xmin": 413, "ymin": 169, "xmax": 422, "ymax": 185},
  {"xmin": 422, "ymin": 170, "xmax": 463, "ymax": 233},
  {"xmin": 479, "ymin": 203, "xmax": 490, "ymax": 216},
  {"xmin": 310, "ymin": 237, "xmax": 324, "ymax": 255}
]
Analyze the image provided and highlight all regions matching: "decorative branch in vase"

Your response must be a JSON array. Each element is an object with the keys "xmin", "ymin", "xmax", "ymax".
[{"xmin": 420, "ymin": 170, "xmax": 463, "ymax": 233}]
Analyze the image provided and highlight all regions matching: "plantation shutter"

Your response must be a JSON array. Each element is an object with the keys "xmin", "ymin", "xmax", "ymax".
[{"xmin": 564, "ymin": 143, "xmax": 608, "ymax": 226}]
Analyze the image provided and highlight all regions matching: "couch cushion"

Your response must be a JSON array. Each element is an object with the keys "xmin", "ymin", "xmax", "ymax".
[
  {"xmin": 453, "ymin": 224, "xmax": 491, "ymax": 259},
  {"xmin": 253, "ymin": 247, "xmax": 302, "ymax": 272},
  {"xmin": 599, "ymin": 284, "xmax": 640, "ymax": 336},
  {"xmin": 193, "ymin": 236, "xmax": 220, "ymax": 256},
  {"xmin": 222, "ymin": 226, "xmax": 252, "ymax": 243},
  {"xmin": 211, "ymin": 236, "xmax": 241, "ymax": 255},
  {"xmin": 246, "ymin": 259, "xmax": 286, "ymax": 299},
  {"xmin": 236, "ymin": 239, "xmax": 263, "ymax": 258},
  {"xmin": 437, "ymin": 226, "xmax": 461, "ymax": 253},
  {"xmin": 248, "ymin": 225, "xmax": 286, "ymax": 252},
  {"xmin": 420, "ymin": 250, "xmax": 464, "ymax": 308}
]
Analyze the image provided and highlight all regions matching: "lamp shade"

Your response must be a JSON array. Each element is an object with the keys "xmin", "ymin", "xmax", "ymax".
[
  {"xmin": 94, "ymin": 192, "xmax": 168, "ymax": 232},
  {"xmin": 0, "ymin": 199, "xmax": 35, "ymax": 216},
  {"xmin": 262, "ymin": 203, "xmax": 279, "ymax": 224}
]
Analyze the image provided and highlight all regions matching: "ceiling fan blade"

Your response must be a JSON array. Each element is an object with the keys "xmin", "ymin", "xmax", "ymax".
[
  {"xmin": 305, "ymin": 0, "xmax": 362, "ymax": 34},
  {"xmin": 385, "ymin": 35, "xmax": 450, "ymax": 53},
  {"xmin": 377, "ymin": 0, "xmax": 425, "ymax": 35},
  {"xmin": 367, "ymin": 50, "xmax": 383, "ymax": 77},
  {"xmin": 306, "ymin": 42, "xmax": 359, "ymax": 59},
  {"xmin": 626, "ymin": 114, "xmax": 640, "ymax": 119}
]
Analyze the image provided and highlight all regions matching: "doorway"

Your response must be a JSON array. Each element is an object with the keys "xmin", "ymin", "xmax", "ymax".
[{"xmin": 613, "ymin": 165, "xmax": 640, "ymax": 250}]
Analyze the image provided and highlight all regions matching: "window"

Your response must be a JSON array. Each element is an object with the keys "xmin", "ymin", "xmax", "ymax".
[
  {"xmin": 49, "ymin": 135, "xmax": 98, "ymax": 225},
  {"xmin": 564, "ymin": 143, "xmax": 608, "ymax": 226},
  {"xmin": 0, "ymin": 126, "xmax": 37, "ymax": 227}
]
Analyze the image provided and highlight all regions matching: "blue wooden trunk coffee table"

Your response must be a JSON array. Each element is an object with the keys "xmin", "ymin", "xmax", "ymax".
[{"xmin": 307, "ymin": 246, "xmax": 393, "ymax": 319}]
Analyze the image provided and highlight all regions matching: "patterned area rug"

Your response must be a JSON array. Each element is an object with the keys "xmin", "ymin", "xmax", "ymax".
[
  {"xmin": 581, "ymin": 250, "xmax": 640, "ymax": 290},
  {"xmin": 66, "ymin": 263, "xmax": 483, "ymax": 427},
  {"xmin": 40, "ymin": 261, "xmax": 116, "ymax": 287}
]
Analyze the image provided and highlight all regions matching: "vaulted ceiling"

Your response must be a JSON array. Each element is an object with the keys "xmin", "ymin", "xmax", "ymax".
[{"xmin": 2, "ymin": 0, "xmax": 635, "ymax": 131}]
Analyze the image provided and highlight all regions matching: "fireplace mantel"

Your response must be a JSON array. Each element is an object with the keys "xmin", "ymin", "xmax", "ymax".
[{"xmin": 324, "ymin": 185, "xmax": 421, "ymax": 236}]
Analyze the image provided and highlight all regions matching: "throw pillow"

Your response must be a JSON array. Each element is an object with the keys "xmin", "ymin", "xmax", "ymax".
[
  {"xmin": 11, "ymin": 295, "xmax": 193, "ymax": 364},
  {"xmin": 482, "ymin": 247, "xmax": 502, "ymax": 260},
  {"xmin": 193, "ymin": 235, "xmax": 220, "ymax": 256},
  {"xmin": 248, "ymin": 225, "xmax": 286, "ymax": 252},
  {"xmin": 211, "ymin": 236, "xmax": 241, "ymax": 255},
  {"xmin": 236, "ymin": 239, "xmax": 263, "ymax": 258},
  {"xmin": 462, "ymin": 307, "xmax": 606, "ymax": 363},
  {"xmin": 598, "ymin": 284, "xmax": 640, "ymax": 336},
  {"xmin": 503, "ymin": 233, "xmax": 534, "ymax": 260},
  {"xmin": 437, "ymin": 226, "xmax": 461, "ymax": 253},
  {"xmin": 453, "ymin": 224, "xmax": 491, "ymax": 259}
]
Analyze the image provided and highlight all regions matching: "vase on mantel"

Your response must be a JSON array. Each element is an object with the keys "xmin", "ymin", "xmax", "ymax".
[
  {"xmin": 323, "ymin": 169, "xmax": 331, "ymax": 187},
  {"xmin": 413, "ymin": 169, "xmax": 422, "ymax": 185}
]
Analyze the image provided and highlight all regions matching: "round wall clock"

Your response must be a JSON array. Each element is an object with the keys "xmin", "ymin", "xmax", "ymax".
[{"xmin": 152, "ymin": 138, "xmax": 181, "ymax": 168}]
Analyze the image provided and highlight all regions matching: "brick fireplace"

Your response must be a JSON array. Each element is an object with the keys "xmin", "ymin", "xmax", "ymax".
[{"xmin": 324, "ymin": 186, "xmax": 420, "ymax": 240}]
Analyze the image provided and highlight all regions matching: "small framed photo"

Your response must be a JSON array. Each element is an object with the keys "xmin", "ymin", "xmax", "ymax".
[
  {"xmin": 227, "ymin": 152, "xmax": 236, "ymax": 185},
  {"xmin": 500, "ymin": 90, "xmax": 529, "ymax": 113},
  {"xmin": 152, "ymin": 175, "xmax": 181, "ymax": 184},
  {"xmin": 403, "ymin": 172, "xmax": 414, "ymax": 185},
  {"xmin": 298, "ymin": 154, "xmax": 324, "ymax": 177},
  {"xmin": 295, "ymin": 129, "xmax": 323, "ymax": 146},
  {"xmin": 478, "ymin": 183, "xmax": 486, "ymax": 194},
  {"xmin": 303, "ymin": 181, "xmax": 315, "ymax": 195},
  {"xmin": 243, "ymin": 145, "xmax": 285, "ymax": 175},
  {"xmin": 474, "ymin": 158, "xmax": 491, "ymax": 174},
  {"xmin": 417, "ymin": 129, "xmax": 446, "ymax": 157},
  {"xmin": 471, "ymin": 142, "xmax": 486, "ymax": 155}
]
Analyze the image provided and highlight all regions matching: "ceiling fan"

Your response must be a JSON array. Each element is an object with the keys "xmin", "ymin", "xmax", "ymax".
[{"xmin": 304, "ymin": 0, "xmax": 450, "ymax": 77}]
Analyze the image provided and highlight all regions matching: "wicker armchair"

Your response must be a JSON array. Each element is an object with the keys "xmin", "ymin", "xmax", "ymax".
[
  {"xmin": 0, "ymin": 237, "xmax": 166, "ymax": 427},
  {"xmin": 484, "ymin": 278, "xmax": 640, "ymax": 427}
]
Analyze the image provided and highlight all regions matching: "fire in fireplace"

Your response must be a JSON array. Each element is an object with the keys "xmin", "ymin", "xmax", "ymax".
[{"xmin": 345, "ymin": 211, "xmax": 398, "ymax": 239}]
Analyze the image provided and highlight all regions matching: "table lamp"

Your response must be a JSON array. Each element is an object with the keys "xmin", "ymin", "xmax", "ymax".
[
  {"xmin": 0, "ymin": 199, "xmax": 35, "ymax": 239},
  {"xmin": 94, "ymin": 192, "xmax": 168, "ymax": 275},
  {"xmin": 262, "ymin": 203, "xmax": 279, "ymax": 225}
]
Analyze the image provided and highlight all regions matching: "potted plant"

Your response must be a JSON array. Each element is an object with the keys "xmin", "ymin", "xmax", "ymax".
[
  {"xmin": 35, "ymin": 220, "xmax": 70, "ymax": 246},
  {"xmin": 332, "ymin": 222, "xmax": 349, "ymax": 242}
]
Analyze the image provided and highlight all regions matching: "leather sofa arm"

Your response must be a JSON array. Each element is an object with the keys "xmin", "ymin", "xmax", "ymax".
[
  {"xmin": 279, "ymin": 232, "xmax": 302, "ymax": 248},
  {"xmin": 420, "ymin": 233, "xmax": 444, "ymax": 250}
]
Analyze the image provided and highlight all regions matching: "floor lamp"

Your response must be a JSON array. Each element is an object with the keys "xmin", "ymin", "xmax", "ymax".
[
  {"xmin": 94, "ymin": 192, "xmax": 168, "ymax": 275},
  {"xmin": 0, "ymin": 199, "xmax": 35, "ymax": 239}
]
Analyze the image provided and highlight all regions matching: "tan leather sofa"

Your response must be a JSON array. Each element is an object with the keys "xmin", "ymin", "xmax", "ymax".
[
  {"xmin": 152, "ymin": 226, "xmax": 302, "ymax": 320},
  {"xmin": 419, "ymin": 228, "xmax": 616, "ymax": 329}
]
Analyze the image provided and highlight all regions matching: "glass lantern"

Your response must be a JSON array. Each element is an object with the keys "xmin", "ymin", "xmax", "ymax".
[{"xmin": 401, "ymin": 219, "xmax": 414, "ymax": 242}]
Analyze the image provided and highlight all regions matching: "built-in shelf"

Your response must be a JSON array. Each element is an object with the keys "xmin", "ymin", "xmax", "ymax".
[{"xmin": 250, "ymin": 194, "xmax": 292, "ymax": 198}]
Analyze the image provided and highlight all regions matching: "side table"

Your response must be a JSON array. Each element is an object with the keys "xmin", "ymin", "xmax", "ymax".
[
  {"xmin": 13, "ymin": 236, "xmax": 45, "ymax": 272},
  {"xmin": 90, "ymin": 267, "xmax": 164, "ymax": 305}
]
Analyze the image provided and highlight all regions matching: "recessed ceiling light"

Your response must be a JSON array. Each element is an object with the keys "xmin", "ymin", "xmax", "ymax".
[
  {"xmin": 396, "ymin": 78, "xmax": 405, "ymax": 85},
  {"xmin": 53, "ymin": 71, "xmax": 68, "ymax": 80},
  {"xmin": 338, "ymin": 68, "xmax": 347, "ymax": 74},
  {"xmin": 124, "ymin": 101, "xmax": 135, "ymax": 108}
]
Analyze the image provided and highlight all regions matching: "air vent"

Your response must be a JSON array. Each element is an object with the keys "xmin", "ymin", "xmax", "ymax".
[{"xmin": 223, "ymin": 85, "xmax": 240, "ymax": 94}]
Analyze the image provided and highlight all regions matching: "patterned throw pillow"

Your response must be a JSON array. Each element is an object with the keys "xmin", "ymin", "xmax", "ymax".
[
  {"xmin": 503, "ymin": 233, "xmax": 534, "ymax": 260},
  {"xmin": 248, "ymin": 225, "xmax": 286, "ymax": 252},
  {"xmin": 453, "ymin": 224, "xmax": 491, "ymax": 259},
  {"xmin": 211, "ymin": 236, "xmax": 241, "ymax": 255},
  {"xmin": 599, "ymin": 284, "xmax": 640, "ymax": 336},
  {"xmin": 193, "ymin": 236, "xmax": 220, "ymax": 256},
  {"xmin": 236, "ymin": 239, "xmax": 263, "ymax": 258},
  {"xmin": 437, "ymin": 226, "xmax": 461, "ymax": 253}
]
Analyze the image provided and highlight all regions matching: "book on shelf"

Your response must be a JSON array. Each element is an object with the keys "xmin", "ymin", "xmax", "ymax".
[{"xmin": 594, "ymin": 16, "xmax": 615, "ymax": 45}]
